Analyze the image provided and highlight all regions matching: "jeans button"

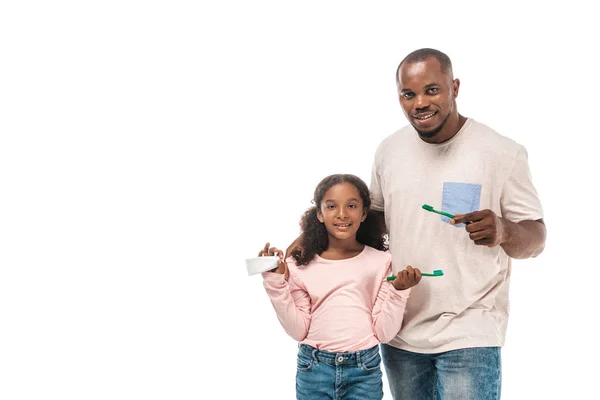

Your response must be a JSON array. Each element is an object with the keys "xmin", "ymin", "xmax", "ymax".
[{"xmin": 337, "ymin": 356, "xmax": 343, "ymax": 362}]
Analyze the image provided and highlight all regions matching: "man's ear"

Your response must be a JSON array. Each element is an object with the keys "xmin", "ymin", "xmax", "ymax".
[{"xmin": 452, "ymin": 78, "xmax": 460, "ymax": 98}]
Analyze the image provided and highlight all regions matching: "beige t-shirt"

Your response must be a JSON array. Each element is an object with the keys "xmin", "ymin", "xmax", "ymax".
[{"xmin": 370, "ymin": 118, "xmax": 543, "ymax": 353}]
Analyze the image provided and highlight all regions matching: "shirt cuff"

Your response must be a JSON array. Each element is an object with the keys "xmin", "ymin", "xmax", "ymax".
[
  {"xmin": 388, "ymin": 285, "xmax": 411, "ymax": 300},
  {"xmin": 262, "ymin": 271, "xmax": 287, "ymax": 287}
]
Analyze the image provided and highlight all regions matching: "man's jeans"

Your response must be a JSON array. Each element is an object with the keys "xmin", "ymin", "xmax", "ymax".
[
  {"xmin": 296, "ymin": 343, "xmax": 383, "ymax": 400},
  {"xmin": 381, "ymin": 344, "xmax": 502, "ymax": 400}
]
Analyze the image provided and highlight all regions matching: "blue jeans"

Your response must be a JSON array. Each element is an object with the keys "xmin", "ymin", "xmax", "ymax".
[
  {"xmin": 296, "ymin": 343, "xmax": 383, "ymax": 400},
  {"xmin": 381, "ymin": 344, "xmax": 502, "ymax": 400}
]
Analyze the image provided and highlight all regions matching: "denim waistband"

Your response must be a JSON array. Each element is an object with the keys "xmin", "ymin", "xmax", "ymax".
[{"xmin": 298, "ymin": 343, "xmax": 379, "ymax": 366}]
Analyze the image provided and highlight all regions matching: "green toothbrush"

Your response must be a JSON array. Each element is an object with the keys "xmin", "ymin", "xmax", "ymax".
[
  {"xmin": 385, "ymin": 269, "xmax": 444, "ymax": 281},
  {"xmin": 422, "ymin": 204, "xmax": 456, "ymax": 219},
  {"xmin": 422, "ymin": 203, "xmax": 471, "ymax": 224}
]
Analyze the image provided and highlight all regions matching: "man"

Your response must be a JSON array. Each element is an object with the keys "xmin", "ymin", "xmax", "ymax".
[{"xmin": 369, "ymin": 48, "xmax": 546, "ymax": 399}]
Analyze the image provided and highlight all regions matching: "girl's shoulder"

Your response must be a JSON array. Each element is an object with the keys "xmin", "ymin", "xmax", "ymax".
[
  {"xmin": 284, "ymin": 256, "xmax": 298, "ymax": 269},
  {"xmin": 284, "ymin": 256, "xmax": 309, "ymax": 275},
  {"xmin": 362, "ymin": 245, "xmax": 392, "ymax": 263}
]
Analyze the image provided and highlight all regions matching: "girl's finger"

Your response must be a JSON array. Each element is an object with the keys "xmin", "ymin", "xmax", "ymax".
[{"xmin": 397, "ymin": 271, "xmax": 405, "ymax": 282}]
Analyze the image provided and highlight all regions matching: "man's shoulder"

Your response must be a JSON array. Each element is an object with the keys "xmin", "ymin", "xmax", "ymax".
[
  {"xmin": 374, "ymin": 125, "xmax": 415, "ymax": 156},
  {"xmin": 467, "ymin": 119, "xmax": 522, "ymax": 151},
  {"xmin": 382, "ymin": 124, "xmax": 415, "ymax": 144}
]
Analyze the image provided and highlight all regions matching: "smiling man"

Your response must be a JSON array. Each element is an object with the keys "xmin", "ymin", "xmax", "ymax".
[
  {"xmin": 370, "ymin": 48, "xmax": 546, "ymax": 399},
  {"xmin": 395, "ymin": 52, "xmax": 464, "ymax": 142}
]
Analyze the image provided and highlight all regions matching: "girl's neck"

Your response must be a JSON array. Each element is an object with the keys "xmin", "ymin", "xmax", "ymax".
[{"xmin": 320, "ymin": 238, "xmax": 365, "ymax": 260}]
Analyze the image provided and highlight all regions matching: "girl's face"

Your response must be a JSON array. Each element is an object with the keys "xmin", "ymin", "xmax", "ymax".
[{"xmin": 317, "ymin": 182, "xmax": 366, "ymax": 242}]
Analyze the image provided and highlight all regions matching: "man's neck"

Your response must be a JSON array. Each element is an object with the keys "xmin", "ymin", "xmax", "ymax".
[{"xmin": 422, "ymin": 113, "xmax": 467, "ymax": 144}]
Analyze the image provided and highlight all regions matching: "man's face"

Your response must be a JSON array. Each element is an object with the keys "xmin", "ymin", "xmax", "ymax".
[{"xmin": 397, "ymin": 57, "xmax": 459, "ymax": 141}]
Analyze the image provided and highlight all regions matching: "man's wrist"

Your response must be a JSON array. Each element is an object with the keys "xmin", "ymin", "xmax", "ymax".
[{"xmin": 499, "ymin": 217, "xmax": 514, "ymax": 246}]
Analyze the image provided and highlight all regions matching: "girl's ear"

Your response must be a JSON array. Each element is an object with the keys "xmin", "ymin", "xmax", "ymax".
[
  {"xmin": 361, "ymin": 208, "xmax": 367, "ymax": 222},
  {"xmin": 317, "ymin": 209, "xmax": 324, "ymax": 223}
]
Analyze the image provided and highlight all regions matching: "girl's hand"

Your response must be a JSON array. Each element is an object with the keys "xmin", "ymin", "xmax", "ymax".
[
  {"xmin": 258, "ymin": 242, "xmax": 288, "ymax": 279},
  {"xmin": 392, "ymin": 265, "xmax": 422, "ymax": 290}
]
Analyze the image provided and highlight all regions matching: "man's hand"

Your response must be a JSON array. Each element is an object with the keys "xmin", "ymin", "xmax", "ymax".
[
  {"xmin": 451, "ymin": 209, "xmax": 507, "ymax": 247},
  {"xmin": 285, "ymin": 234, "xmax": 304, "ymax": 260},
  {"xmin": 453, "ymin": 211, "xmax": 546, "ymax": 258}
]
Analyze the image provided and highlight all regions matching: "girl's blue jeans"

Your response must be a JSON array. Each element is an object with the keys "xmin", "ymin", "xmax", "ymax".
[{"xmin": 296, "ymin": 343, "xmax": 383, "ymax": 400}]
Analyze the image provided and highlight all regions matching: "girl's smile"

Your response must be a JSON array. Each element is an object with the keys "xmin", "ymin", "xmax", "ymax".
[{"xmin": 317, "ymin": 182, "xmax": 366, "ymax": 242}]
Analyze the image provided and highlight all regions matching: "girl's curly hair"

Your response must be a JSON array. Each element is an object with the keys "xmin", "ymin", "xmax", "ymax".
[{"xmin": 292, "ymin": 174, "xmax": 387, "ymax": 265}]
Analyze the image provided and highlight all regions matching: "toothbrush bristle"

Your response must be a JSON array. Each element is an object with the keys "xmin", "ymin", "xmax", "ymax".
[{"xmin": 422, "ymin": 204, "xmax": 434, "ymax": 211}]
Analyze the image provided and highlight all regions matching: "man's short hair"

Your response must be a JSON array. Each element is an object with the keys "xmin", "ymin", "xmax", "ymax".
[{"xmin": 396, "ymin": 48, "xmax": 453, "ymax": 84}]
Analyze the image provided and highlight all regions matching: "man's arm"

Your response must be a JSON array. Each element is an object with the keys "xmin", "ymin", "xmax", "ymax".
[
  {"xmin": 452, "ymin": 211, "xmax": 546, "ymax": 259},
  {"xmin": 284, "ymin": 234, "xmax": 304, "ymax": 262},
  {"xmin": 371, "ymin": 210, "xmax": 388, "ymax": 235},
  {"xmin": 499, "ymin": 218, "xmax": 546, "ymax": 259}
]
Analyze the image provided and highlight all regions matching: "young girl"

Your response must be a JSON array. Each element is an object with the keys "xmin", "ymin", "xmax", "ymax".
[{"xmin": 258, "ymin": 174, "xmax": 421, "ymax": 400}]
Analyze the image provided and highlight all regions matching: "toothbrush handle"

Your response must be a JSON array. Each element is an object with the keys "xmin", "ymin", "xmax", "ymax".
[
  {"xmin": 436, "ymin": 209, "xmax": 472, "ymax": 225},
  {"xmin": 435, "ymin": 210, "xmax": 456, "ymax": 219},
  {"xmin": 386, "ymin": 273, "xmax": 438, "ymax": 280}
]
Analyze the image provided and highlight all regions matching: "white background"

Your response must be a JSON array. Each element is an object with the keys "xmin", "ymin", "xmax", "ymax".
[{"xmin": 1, "ymin": 1, "xmax": 597, "ymax": 399}]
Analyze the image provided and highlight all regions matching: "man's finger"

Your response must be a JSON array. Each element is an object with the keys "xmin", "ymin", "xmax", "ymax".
[
  {"xmin": 285, "ymin": 244, "xmax": 299, "ymax": 260},
  {"xmin": 465, "ymin": 222, "xmax": 481, "ymax": 233},
  {"xmin": 451, "ymin": 213, "xmax": 470, "ymax": 225},
  {"xmin": 452, "ymin": 213, "xmax": 477, "ymax": 226},
  {"xmin": 474, "ymin": 238, "xmax": 494, "ymax": 246},
  {"xmin": 469, "ymin": 230, "xmax": 490, "ymax": 241}
]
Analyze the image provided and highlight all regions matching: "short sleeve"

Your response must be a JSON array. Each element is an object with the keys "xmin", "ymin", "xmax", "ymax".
[{"xmin": 500, "ymin": 145, "xmax": 544, "ymax": 223}]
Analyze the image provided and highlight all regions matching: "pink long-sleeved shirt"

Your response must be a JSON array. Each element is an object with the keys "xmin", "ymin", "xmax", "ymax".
[{"xmin": 262, "ymin": 246, "xmax": 411, "ymax": 352}]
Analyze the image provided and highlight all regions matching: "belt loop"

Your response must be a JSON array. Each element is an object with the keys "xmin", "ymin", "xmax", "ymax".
[
  {"xmin": 311, "ymin": 347, "xmax": 319, "ymax": 364},
  {"xmin": 356, "ymin": 349, "xmax": 362, "ymax": 366}
]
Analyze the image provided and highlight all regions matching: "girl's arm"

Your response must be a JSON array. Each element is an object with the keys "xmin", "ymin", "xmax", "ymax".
[
  {"xmin": 262, "ymin": 263, "xmax": 312, "ymax": 341},
  {"xmin": 371, "ymin": 264, "xmax": 413, "ymax": 343}
]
